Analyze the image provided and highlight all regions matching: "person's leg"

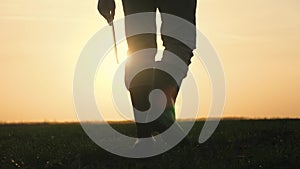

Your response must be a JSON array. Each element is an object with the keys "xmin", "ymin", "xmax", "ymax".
[
  {"xmin": 150, "ymin": 0, "xmax": 197, "ymax": 140},
  {"xmin": 121, "ymin": 0, "xmax": 158, "ymax": 55},
  {"xmin": 122, "ymin": 0, "xmax": 158, "ymax": 138},
  {"xmin": 128, "ymin": 69, "xmax": 155, "ymax": 138},
  {"xmin": 151, "ymin": 69, "xmax": 177, "ymax": 133},
  {"xmin": 158, "ymin": 0, "xmax": 197, "ymax": 66}
]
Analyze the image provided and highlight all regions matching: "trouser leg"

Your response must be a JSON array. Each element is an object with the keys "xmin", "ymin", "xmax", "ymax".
[
  {"xmin": 150, "ymin": 0, "xmax": 197, "ymax": 138},
  {"xmin": 121, "ymin": 0, "xmax": 157, "ymax": 55},
  {"xmin": 158, "ymin": 0, "xmax": 197, "ymax": 65},
  {"xmin": 157, "ymin": 0, "xmax": 197, "ymax": 103},
  {"xmin": 122, "ymin": 0, "xmax": 157, "ymax": 89},
  {"xmin": 122, "ymin": 0, "xmax": 158, "ymax": 138}
]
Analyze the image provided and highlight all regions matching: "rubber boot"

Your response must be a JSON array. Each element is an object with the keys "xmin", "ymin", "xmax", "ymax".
[
  {"xmin": 128, "ymin": 68, "xmax": 155, "ymax": 138},
  {"xmin": 151, "ymin": 67, "xmax": 191, "ymax": 147}
]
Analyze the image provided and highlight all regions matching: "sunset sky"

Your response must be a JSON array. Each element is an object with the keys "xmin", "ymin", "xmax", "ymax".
[{"xmin": 1, "ymin": 0, "xmax": 299, "ymax": 122}]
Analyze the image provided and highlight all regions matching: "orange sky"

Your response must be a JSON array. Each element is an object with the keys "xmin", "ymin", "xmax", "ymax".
[{"xmin": 0, "ymin": 0, "xmax": 299, "ymax": 122}]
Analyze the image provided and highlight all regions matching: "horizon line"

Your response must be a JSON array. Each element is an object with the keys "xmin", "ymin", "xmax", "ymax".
[{"xmin": 1, "ymin": 117, "xmax": 299, "ymax": 124}]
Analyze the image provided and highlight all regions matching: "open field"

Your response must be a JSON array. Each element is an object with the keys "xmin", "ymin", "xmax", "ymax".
[{"xmin": 0, "ymin": 119, "xmax": 299, "ymax": 169}]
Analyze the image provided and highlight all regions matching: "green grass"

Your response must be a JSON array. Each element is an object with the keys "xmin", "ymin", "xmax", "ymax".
[{"xmin": 0, "ymin": 119, "xmax": 299, "ymax": 169}]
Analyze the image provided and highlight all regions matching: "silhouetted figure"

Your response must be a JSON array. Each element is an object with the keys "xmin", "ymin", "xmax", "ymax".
[{"xmin": 98, "ymin": 0, "xmax": 197, "ymax": 146}]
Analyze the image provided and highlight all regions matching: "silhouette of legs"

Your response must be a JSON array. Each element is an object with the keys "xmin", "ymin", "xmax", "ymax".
[{"xmin": 122, "ymin": 0, "xmax": 197, "ymax": 141}]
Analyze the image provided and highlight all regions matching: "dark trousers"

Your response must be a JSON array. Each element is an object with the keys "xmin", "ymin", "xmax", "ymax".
[
  {"xmin": 122, "ymin": 0, "xmax": 197, "ymax": 138},
  {"xmin": 122, "ymin": 0, "xmax": 197, "ymax": 65}
]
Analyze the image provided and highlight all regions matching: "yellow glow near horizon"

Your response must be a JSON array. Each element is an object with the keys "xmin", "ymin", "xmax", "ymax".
[{"xmin": 0, "ymin": 0, "xmax": 299, "ymax": 122}]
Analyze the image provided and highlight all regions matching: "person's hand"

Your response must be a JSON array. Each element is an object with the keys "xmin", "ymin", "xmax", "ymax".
[{"xmin": 98, "ymin": 0, "xmax": 115, "ymax": 24}]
